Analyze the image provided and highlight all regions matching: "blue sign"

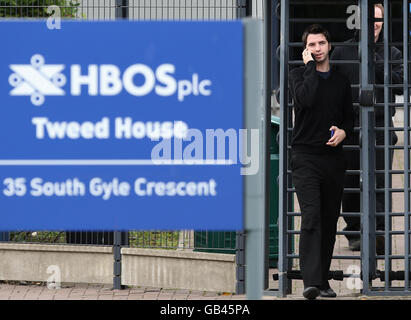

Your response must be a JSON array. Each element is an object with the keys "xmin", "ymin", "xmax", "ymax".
[{"xmin": 0, "ymin": 21, "xmax": 243, "ymax": 230}]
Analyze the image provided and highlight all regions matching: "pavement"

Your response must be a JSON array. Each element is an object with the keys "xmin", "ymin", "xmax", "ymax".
[
  {"xmin": 0, "ymin": 281, "xmax": 245, "ymax": 300},
  {"xmin": 0, "ymin": 111, "xmax": 410, "ymax": 301}
]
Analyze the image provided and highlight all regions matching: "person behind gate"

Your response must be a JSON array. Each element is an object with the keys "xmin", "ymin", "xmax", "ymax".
[
  {"xmin": 330, "ymin": 3, "xmax": 403, "ymax": 254},
  {"xmin": 288, "ymin": 24, "xmax": 354, "ymax": 299}
]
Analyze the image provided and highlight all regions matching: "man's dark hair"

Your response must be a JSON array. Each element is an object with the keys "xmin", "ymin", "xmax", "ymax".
[{"xmin": 302, "ymin": 24, "xmax": 330, "ymax": 48}]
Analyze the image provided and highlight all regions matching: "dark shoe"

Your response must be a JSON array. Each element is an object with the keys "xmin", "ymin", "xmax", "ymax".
[
  {"xmin": 348, "ymin": 239, "xmax": 360, "ymax": 251},
  {"xmin": 319, "ymin": 288, "xmax": 337, "ymax": 298},
  {"xmin": 303, "ymin": 287, "xmax": 320, "ymax": 300},
  {"xmin": 376, "ymin": 235, "xmax": 385, "ymax": 255}
]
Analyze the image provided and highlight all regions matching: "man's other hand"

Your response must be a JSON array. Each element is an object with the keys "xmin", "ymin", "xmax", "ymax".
[{"xmin": 326, "ymin": 126, "xmax": 346, "ymax": 147}]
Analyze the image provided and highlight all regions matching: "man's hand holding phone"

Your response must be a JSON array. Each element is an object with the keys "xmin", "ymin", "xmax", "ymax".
[
  {"xmin": 326, "ymin": 126, "xmax": 346, "ymax": 147},
  {"xmin": 302, "ymin": 48, "xmax": 314, "ymax": 65}
]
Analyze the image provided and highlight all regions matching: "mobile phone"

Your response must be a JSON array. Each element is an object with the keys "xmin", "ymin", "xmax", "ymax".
[
  {"xmin": 311, "ymin": 53, "xmax": 315, "ymax": 61},
  {"xmin": 331, "ymin": 129, "xmax": 335, "ymax": 138}
]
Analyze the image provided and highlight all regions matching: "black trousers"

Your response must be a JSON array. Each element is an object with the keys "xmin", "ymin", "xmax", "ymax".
[
  {"xmin": 342, "ymin": 132, "xmax": 396, "ymax": 240},
  {"xmin": 291, "ymin": 152, "xmax": 345, "ymax": 288}
]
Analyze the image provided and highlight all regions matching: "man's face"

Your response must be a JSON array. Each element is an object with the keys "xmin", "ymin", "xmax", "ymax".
[
  {"xmin": 374, "ymin": 6, "xmax": 383, "ymax": 42},
  {"xmin": 306, "ymin": 33, "xmax": 331, "ymax": 63}
]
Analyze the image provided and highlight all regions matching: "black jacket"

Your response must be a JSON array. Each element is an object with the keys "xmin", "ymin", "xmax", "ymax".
[
  {"xmin": 330, "ymin": 32, "xmax": 403, "ymax": 143},
  {"xmin": 289, "ymin": 61, "xmax": 354, "ymax": 154}
]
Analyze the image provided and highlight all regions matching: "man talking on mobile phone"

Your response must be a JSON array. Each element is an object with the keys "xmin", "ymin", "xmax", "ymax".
[{"xmin": 288, "ymin": 24, "xmax": 354, "ymax": 299}]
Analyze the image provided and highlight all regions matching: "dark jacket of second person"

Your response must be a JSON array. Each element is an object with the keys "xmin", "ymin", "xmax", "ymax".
[{"xmin": 330, "ymin": 31, "xmax": 403, "ymax": 144}]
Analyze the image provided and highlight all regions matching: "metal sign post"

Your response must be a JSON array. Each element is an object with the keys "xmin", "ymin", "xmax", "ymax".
[{"xmin": 244, "ymin": 19, "xmax": 265, "ymax": 300}]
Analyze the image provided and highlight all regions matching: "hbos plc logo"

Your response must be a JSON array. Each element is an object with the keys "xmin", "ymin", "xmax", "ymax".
[
  {"xmin": 9, "ymin": 54, "xmax": 66, "ymax": 106},
  {"xmin": 9, "ymin": 54, "xmax": 212, "ymax": 106}
]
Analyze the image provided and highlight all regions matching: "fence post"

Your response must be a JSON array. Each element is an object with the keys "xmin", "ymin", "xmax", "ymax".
[
  {"xmin": 236, "ymin": 232, "xmax": 246, "ymax": 294},
  {"xmin": 113, "ymin": 231, "xmax": 123, "ymax": 289},
  {"xmin": 115, "ymin": 0, "xmax": 129, "ymax": 19},
  {"xmin": 113, "ymin": 0, "xmax": 128, "ymax": 291},
  {"xmin": 0, "ymin": 232, "xmax": 9, "ymax": 242},
  {"xmin": 246, "ymin": 0, "xmax": 253, "ymax": 16},
  {"xmin": 244, "ymin": 19, "xmax": 265, "ymax": 300}
]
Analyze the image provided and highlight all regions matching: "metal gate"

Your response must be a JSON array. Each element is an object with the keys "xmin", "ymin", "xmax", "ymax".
[{"xmin": 275, "ymin": 0, "xmax": 411, "ymax": 297}]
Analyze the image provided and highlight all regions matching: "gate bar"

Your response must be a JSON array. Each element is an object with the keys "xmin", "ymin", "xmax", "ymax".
[
  {"xmin": 264, "ymin": 0, "xmax": 273, "ymax": 292},
  {"xmin": 383, "ymin": 0, "xmax": 392, "ymax": 291},
  {"xmin": 278, "ymin": 0, "xmax": 291, "ymax": 298},
  {"xmin": 360, "ymin": 0, "xmax": 377, "ymax": 295},
  {"xmin": 402, "ymin": 0, "xmax": 410, "ymax": 291}
]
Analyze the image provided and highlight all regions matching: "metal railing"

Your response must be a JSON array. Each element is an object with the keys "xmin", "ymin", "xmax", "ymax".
[
  {"xmin": 0, "ymin": 0, "xmax": 83, "ymax": 18},
  {"xmin": 127, "ymin": 0, "xmax": 249, "ymax": 20},
  {"xmin": 0, "ymin": 0, "xmax": 251, "ymax": 20}
]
